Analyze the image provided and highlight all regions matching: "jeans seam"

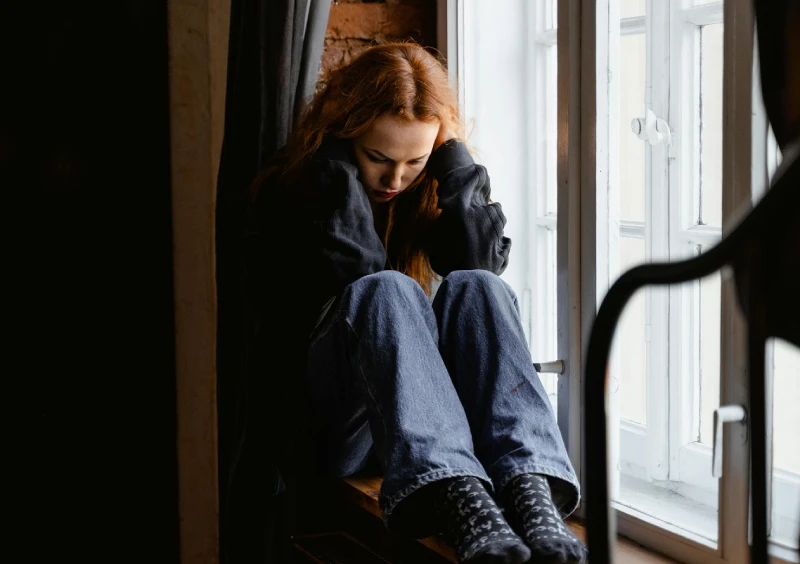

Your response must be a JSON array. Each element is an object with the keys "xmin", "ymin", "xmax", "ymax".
[
  {"xmin": 495, "ymin": 463, "xmax": 581, "ymax": 517},
  {"xmin": 496, "ymin": 463, "xmax": 579, "ymax": 490},
  {"xmin": 345, "ymin": 319, "xmax": 386, "ymax": 425},
  {"xmin": 380, "ymin": 467, "xmax": 492, "ymax": 526}
]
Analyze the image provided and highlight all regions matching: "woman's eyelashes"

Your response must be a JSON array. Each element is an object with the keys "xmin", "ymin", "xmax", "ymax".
[{"xmin": 366, "ymin": 153, "xmax": 425, "ymax": 166}]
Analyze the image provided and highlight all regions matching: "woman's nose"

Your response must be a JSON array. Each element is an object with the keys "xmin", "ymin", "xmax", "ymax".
[{"xmin": 382, "ymin": 167, "xmax": 403, "ymax": 191}]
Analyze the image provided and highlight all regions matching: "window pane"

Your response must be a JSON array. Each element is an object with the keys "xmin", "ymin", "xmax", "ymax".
[
  {"xmin": 620, "ymin": 0, "xmax": 645, "ymax": 18},
  {"xmin": 547, "ymin": 45, "xmax": 558, "ymax": 214},
  {"xmin": 616, "ymin": 237, "xmax": 647, "ymax": 425},
  {"xmin": 619, "ymin": 33, "xmax": 646, "ymax": 222},
  {"xmin": 699, "ymin": 24, "xmax": 724, "ymax": 226},
  {"xmin": 694, "ymin": 0, "xmax": 722, "ymax": 5},
  {"xmin": 698, "ymin": 265, "xmax": 721, "ymax": 445},
  {"xmin": 547, "ymin": 0, "xmax": 557, "ymax": 30},
  {"xmin": 770, "ymin": 339, "xmax": 800, "ymax": 548},
  {"xmin": 537, "ymin": 228, "xmax": 559, "ymax": 412}
]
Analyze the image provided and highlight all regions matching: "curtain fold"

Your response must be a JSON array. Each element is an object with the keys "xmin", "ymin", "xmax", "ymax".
[{"xmin": 216, "ymin": 1, "xmax": 330, "ymax": 562}]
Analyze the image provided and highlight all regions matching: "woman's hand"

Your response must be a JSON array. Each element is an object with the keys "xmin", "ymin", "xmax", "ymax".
[{"xmin": 433, "ymin": 122, "xmax": 457, "ymax": 151}]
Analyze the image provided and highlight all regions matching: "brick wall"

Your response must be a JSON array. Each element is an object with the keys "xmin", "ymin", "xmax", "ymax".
[{"xmin": 322, "ymin": 0, "xmax": 437, "ymax": 77}]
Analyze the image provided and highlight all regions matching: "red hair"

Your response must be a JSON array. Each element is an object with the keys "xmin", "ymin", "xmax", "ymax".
[{"xmin": 259, "ymin": 42, "xmax": 464, "ymax": 295}]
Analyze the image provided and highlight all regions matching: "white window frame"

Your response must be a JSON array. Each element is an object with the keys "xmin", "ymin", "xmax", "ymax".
[{"xmin": 440, "ymin": 0, "xmax": 798, "ymax": 561}]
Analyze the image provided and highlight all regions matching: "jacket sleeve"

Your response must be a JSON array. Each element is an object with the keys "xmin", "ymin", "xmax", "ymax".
[
  {"xmin": 302, "ymin": 137, "xmax": 387, "ymax": 294},
  {"xmin": 425, "ymin": 140, "xmax": 512, "ymax": 276}
]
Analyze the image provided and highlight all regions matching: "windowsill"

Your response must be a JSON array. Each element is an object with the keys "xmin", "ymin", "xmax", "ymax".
[{"xmin": 616, "ymin": 473, "xmax": 718, "ymax": 548}]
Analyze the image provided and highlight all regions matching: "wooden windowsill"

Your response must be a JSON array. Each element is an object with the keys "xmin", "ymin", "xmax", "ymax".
[{"xmin": 339, "ymin": 475, "xmax": 677, "ymax": 564}]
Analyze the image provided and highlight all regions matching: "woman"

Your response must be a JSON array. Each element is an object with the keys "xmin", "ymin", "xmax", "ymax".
[{"xmin": 246, "ymin": 42, "xmax": 585, "ymax": 564}]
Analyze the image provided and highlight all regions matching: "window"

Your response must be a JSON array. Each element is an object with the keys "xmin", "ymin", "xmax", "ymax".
[
  {"xmin": 608, "ymin": 0, "xmax": 727, "ymax": 547},
  {"xmin": 443, "ymin": 0, "xmax": 800, "ymax": 561}
]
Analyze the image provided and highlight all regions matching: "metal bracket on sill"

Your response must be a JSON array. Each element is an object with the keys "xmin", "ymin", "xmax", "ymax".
[{"xmin": 533, "ymin": 360, "xmax": 565, "ymax": 374}]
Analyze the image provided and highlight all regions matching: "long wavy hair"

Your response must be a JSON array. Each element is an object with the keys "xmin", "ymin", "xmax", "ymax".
[{"xmin": 257, "ymin": 42, "xmax": 465, "ymax": 295}]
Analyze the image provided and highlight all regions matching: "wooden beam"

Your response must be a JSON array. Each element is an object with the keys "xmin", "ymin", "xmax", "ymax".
[{"xmin": 167, "ymin": 0, "xmax": 230, "ymax": 562}]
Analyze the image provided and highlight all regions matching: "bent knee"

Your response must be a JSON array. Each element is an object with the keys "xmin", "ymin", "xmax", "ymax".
[
  {"xmin": 439, "ymin": 269, "xmax": 517, "ymax": 305},
  {"xmin": 342, "ymin": 271, "xmax": 427, "ymax": 312},
  {"xmin": 340, "ymin": 270, "xmax": 434, "ymax": 330},
  {"xmin": 349, "ymin": 270, "xmax": 422, "ymax": 296},
  {"xmin": 443, "ymin": 269, "xmax": 505, "ymax": 290}
]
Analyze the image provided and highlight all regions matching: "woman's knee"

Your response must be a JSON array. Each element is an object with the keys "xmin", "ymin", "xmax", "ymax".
[
  {"xmin": 438, "ymin": 270, "xmax": 518, "ymax": 308},
  {"xmin": 442, "ymin": 269, "xmax": 510, "ymax": 293},
  {"xmin": 347, "ymin": 270, "xmax": 425, "ymax": 301},
  {"xmin": 341, "ymin": 271, "xmax": 429, "ymax": 322}
]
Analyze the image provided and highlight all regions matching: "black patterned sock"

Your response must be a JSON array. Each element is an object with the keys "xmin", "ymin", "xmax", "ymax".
[
  {"xmin": 501, "ymin": 474, "xmax": 587, "ymax": 564},
  {"xmin": 435, "ymin": 476, "xmax": 531, "ymax": 564}
]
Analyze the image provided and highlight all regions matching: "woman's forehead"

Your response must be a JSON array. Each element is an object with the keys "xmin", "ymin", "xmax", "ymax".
[{"xmin": 359, "ymin": 115, "xmax": 439, "ymax": 159}]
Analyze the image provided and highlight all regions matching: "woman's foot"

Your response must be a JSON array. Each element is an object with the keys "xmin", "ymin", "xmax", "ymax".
[
  {"xmin": 501, "ymin": 474, "xmax": 587, "ymax": 564},
  {"xmin": 436, "ymin": 476, "xmax": 531, "ymax": 563}
]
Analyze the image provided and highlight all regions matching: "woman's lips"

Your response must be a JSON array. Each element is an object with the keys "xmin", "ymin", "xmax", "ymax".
[{"xmin": 374, "ymin": 190, "xmax": 400, "ymax": 200}]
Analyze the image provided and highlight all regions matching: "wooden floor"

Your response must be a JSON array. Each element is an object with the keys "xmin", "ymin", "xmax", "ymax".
[{"xmin": 338, "ymin": 475, "xmax": 677, "ymax": 564}]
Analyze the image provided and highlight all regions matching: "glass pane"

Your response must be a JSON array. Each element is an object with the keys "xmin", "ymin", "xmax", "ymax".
[
  {"xmin": 700, "ymin": 24, "xmax": 724, "ymax": 226},
  {"xmin": 616, "ymin": 237, "xmax": 647, "ymax": 424},
  {"xmin": 615, "ymin": 267, "xmax": 721, "ymax": 547},
  {"xmin": 538, "ymin": 228, "xmax": 559, "ymax": 412},
  {"xmin": 547, "ymin": 0, "xmax": 557, "ymax": 30},
  {"xmin": 619, "ymin": 33, "xmax": 646, "ymax": 222},
  {"xmin": 547, "ymin": 45, "xmax": 558, "ymax": 214},
  {"xmin": 698, "ymin": 266, "xmax": 721, "ymax": 445},
  {"xmin": 621, "ymin": 0, "xmax": 645, "ymax": 18},
  {"xmin": 694, "ymin": 0, "xmax": 722, "ymax": 4},
  {"xmin": 770, "ymin": 339, "xmax": 800, "ymax": 548}
]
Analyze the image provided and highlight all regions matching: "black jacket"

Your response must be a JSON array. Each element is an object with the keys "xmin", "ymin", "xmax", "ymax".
[{"xmin": 247, "ymin": 137, "xmax": 511, "ymax": 339}]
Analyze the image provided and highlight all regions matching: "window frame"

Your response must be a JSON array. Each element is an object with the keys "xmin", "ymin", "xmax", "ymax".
[{"xmin": 613, "ymin": 0, "xmax": 727, "ymax": 507}]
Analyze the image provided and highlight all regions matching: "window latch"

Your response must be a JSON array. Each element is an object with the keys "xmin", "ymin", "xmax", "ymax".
[
  {"xmin": 631, "ymin": 109, "xmax": 672, "ymax": 146},
  {"xmin": 533, "ymin": 360, "xmax": 565, "ymax": 374},
  {"xmin": 711, "ymin": 404, "xmax": 747, "ymax": 478}
]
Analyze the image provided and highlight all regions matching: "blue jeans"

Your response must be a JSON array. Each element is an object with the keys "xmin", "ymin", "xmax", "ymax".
[{"xmin": 306, "ymin": 270, "xmax": 579, "ymax": 528}]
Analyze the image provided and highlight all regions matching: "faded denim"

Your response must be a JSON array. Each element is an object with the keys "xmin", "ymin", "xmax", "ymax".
[{"xmin": 306, "ymin": 269, "xmax": 580, "ymax": 527}]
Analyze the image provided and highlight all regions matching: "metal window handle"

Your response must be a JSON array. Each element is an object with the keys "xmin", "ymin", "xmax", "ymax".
[
  {"xmin": 631, "ymin": 109, "xmax": 672, "ymax": 146},
  {"xmin": 533, "ymin": 360, "xmax": 565, "ymax": 374},
  {"xmin": 711, "ymin": 404, "xmax": 747, "ymax": 478}
]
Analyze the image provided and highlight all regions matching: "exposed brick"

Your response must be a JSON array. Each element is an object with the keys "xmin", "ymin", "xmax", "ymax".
[
  {"xmin": 320, "ymin": 38, "xmax": 373, "ymax": 76},
  {"xmin": 327, "ymin": 4, "xmax": 424, "ymax": 40},
  {"xmin": 321, "ymin": 0, "xmax": 436, "ymax": 77}
]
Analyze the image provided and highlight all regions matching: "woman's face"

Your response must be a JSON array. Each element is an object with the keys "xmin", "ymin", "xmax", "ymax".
[{"xmin": 352, "ymin": 114, "xmax": 439, "ymax": 204}]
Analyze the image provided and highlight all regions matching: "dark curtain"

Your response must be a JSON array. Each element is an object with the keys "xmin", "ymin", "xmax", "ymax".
[{"xmin": 216, "ymin": 1, "xmax": 330, "ymax": 563}]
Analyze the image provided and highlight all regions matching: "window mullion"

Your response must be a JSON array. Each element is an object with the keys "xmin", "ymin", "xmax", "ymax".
[{"xmin": 557, "ymin": 0, "xmax": 585, "ymax": 483}]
